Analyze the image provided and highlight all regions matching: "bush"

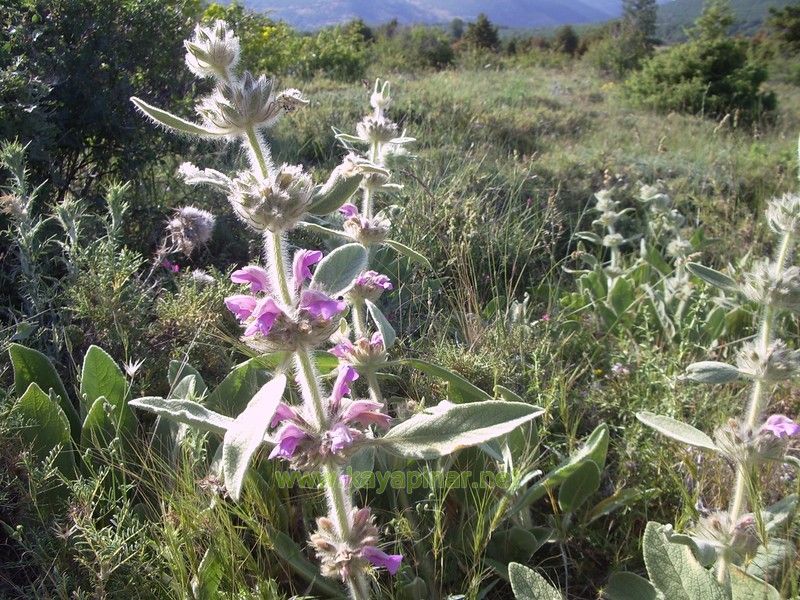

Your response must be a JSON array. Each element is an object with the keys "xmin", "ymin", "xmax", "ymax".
[
  {"xmin": 624, "ymin": 0, "xmax": 776, "ymax": 123},
  {"xmin": 373, "ymin": 26, "xmax": 454, "ymax": 72}
]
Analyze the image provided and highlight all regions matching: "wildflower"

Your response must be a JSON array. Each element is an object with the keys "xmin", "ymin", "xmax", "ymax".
[
  {"xmin": 602, "ymin": 233, "xmax": 625, "ymax": 248},
  {"xmin": 348, "ymin": 270, "xmax": 393, "ymax": 302},
  {"xmin": 370, "ymin": 79, "xmax": 391, "ymax": 117},
  {"xmin": 122, "ymin": 358, "xmax": 145, "ymax": 378},
  {"xmin": 766, "ymin": 193, "xmax": 800, "ymax": 236},
  {"xmin": 639, "ymin": 184, "xmax": 672, "ymax": 211},
  {"xmin": 191, "ymin": 269, "xmax": 215, "ymax": 285},
  {"xmin": 310, "ymin": 507, "xmax": 402, "ymax": 581},
  {"xmin": 330, "ymin": 333, "xmax": 387, "ymax": 369},
  {"xmin": 167, "ymin": 206, "xmax": 215, "ymax": 255},
  {"xmin": 593, "ymin": 189, "xmax": 619, "ymax": 213},
  {"xmin": 196, "ymin": 73, "xmax": 307, "ymax": 136},
  {"xmin": 666, "ymin": 238, "xmax": 693, "ymax": 260},
  {"xmin": 228, "ymin": 165, "xmax": 314, "ymax": 232},
  {"xmin": 184, "ymin": 20, "xmax": 240, "ymax": 80},
  {"xmin": 161, "ymin": 258, "xmax": 179, "ymax": 273},
  {"xmin": 761, "ymin": 414, "xmax": 800, "ymax": 439},
  {"xmin": 269, "ymin": 366, "xmax": 390, "ymax": 469},
  {"xmin": 741, "ymin": 259, "xmax": 800, "ymax": 312},
  {"xmin": 339, "ymin": 203, "xmax": 391, "ymax": 246},
  {"xmin": 356, "ymin": 116, "xmax": 399, "ymax": 145},
  {"xmin": 735, "ymin": 340, "xmax": 800, "ymax": 383},
  {"xmin": 225, "ymin": 250, "xmax": 347, "ymax": 352}
]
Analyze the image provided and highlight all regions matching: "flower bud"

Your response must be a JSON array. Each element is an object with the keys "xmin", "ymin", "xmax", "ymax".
[
  {"xmin": 340, "ymin": 204, "xmax": 391, "ymax": 246},
  {"xmin": 741, "ymin": 259, "xmax": 800, "ymax": 311},
  {"xmin": 735, "ymin": 340, "xmax": 800, "ymax": 383},
  {"xmin": 348, "ymin": 271, "xmax": 393, "ymax": 302},
  {"xmin": 601, "ymin": 233, "xmax": 624, "ymax": 248},
  {"xmin": 184, "ymin": 21, "xmax": 240, "ymax": 80},
  {"xmin": 229, "ymin": 165, "xmax": 313, "ymax": 232},
  {"xmin": 330, "ymin": 333, "xmax": 388, "ymax": 369},
  {"xmin": 370, "ymin": 79, "xmax": 392, "ymax": 116},
  {"xmin": 356, "ymin": 116, "xmax": 399, "ymax": 145}
]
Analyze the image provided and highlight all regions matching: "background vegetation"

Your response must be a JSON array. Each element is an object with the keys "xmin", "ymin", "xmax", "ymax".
[{"xmin": 2, "ymin": 0, "xmax": 800, "ymax": 598}]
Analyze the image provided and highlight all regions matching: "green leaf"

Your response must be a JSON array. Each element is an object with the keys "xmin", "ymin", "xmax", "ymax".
[
  {"xmin": 151, "ymin": 374, "xmax": 200, "ymax": 462},
  {"xmin": 206, "ymin": 358, "xmax": 270, "ymax": 417},
  {"xmin": 10, "ymin": 383, "xmax": 76, "ymax": 476},
  {"xmin": 575, "ymin": 231, "xmax": 602, "ymax": 245},
  {"xmin": 130, "ymin": 97, "xmax": 224, "ymax": 138},
  {"xmin": 384, "ymin": 239, "xmax": 433, "ymax": 269},
  {"xmin": 268, "ymin": 527, "xmax": 344, "ymax": 597},
  {"xmin": 746, "ymin": 539, "xmax": 796, "ymax": 581},
  {"xmin": 80, "ymin": 345, "xmax": 127, "ymax": 419},
  {"xmin": 510, "ymin": 424, "xmax": 609, "ymax": 514},
  {"xmin": 608, "ymin": 277, "xmax": 635, "ymax": 316},
  {"xmin": 297, "ymin": 221, "xmax": 351, "ymax": 240},
  {"xmin": 587, "ymin": 488, "xmax": 641, "ymax": 524},
  {"xmin": 167, "ymin": 360, "xmax": 207, "ymax": 394},
  {"xmin": 9, "ymin": 343, "xmax": 79, "ymax": 440},
  {"xmin": 486, "ymin": 526, "xmax": 552, "ymax": 566},
  {"xmin": 310, "ymin": 243, "xmax": 368, "ymax": 297},
  {"xmin": 402, "ymin": 358, "xmax": 491, "ymax": 403},
  {"xmin": 686, "ymin": 262, "xmax": 737, "ymax": 292},
  {"xmin": 365, "ymin": 299, "xmax": 396, "ymax": 349},
  {"xmin": 681, "ymin": 361, "xmax": 740, "ymax": 384},
  {"xmin": 222, "ymin": 374, "xmax": 286, "ymax": 501},
  {"xmin": 379, "ymin": 400, "xmax": 543, "ymax": 460},
  {"xmin": 308, "ymin": 171, "xmax": 363, "ymax": 215},
  {"xmin": 558, "ymin": 460, "xmax": 601, "ymax": 513},
  {"xmin": 603, "ymin": 572, "xmax": 657, "ymax": 600},
  {"xmin": 508, "ymin": 562, "xmax": 563, "ymax": 600},
  {"xmin": 81, "ymin": 394, "xmax": 137, "ymax": 454},
  {"xmin": 762, "ymin": 494, "xmax": 797, "ymax": 533},
  {"xmin": 130, "ymin": 397, "xmax": 234, "ymax": 436},
  {"xmin": 642, "ymin": 522, "xmax": 727, "ymax": 600},
  {"xmin": 729, "ymin": 565, "xmax": 780, "ymax": 600},
  {"xmin": 191, "ymin": 547, "xmax": 224, "ymax": 600},
  {"xmin": 636, "ymin": 412, "xmax": 718, "ymax": 452}
]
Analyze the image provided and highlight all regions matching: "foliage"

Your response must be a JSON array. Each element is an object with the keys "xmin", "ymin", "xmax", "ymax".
[
  {"xmin": 766, "ymin": 3, "xmax": 800, "ymax": 54},
  {"xmin": 626, "ymin": 0, "xmax": 776, "ymax": 123},
  {"xmin": 463, "ymin": 13, "xmax": 500, "ymax": 51}
]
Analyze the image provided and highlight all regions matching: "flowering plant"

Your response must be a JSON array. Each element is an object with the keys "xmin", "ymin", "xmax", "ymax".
[{"xmin": 128, "ymin": 21, "xmax": 542, "ymax": 598}]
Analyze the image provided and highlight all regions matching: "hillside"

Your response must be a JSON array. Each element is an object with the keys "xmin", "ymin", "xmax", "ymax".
[
  {"xmin": 657, "ymin": 0, "xmax": 794, "ymax": 41},
  {"xmin": 233, "ymin": 0, "xmax": 627, "ymax": 30}
]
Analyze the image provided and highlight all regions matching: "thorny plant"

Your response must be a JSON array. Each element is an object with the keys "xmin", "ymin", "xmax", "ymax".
[
  {"xmin": 634, "ymin": 142, "xmax": 800, "ymax": 597},
  {"xmin": 127, "ymin": 21, "xmax": 541, "ymax": 599}
]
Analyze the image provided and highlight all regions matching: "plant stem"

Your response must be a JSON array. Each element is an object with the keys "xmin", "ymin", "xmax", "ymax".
[
  {"xmin": 351, "ymin": 299, "xmax": 368, "ymax": 338},
  {"xmin": 294, "ymin": 349, "xmax": 328, "ymax": 430},
  {"xmin": 717, "ymin": 228, "xmax": 794, "ymax": 584}
]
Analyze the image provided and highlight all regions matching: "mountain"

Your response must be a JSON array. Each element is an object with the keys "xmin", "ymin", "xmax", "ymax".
[
  {"xmin": 232, "ymin": 0, "xmax": 631, "ymax": 30},
  {"xmin": 657, "ymin": 0, "xmax": 793, "ymax": 41}
]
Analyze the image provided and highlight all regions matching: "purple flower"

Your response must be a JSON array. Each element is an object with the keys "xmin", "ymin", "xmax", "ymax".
[
  {"xmin": 293, "ymin": 249, "xmax": 323, "ymax": 290},
  {"xmin": 299, "ymin": 289, "xmax": 346, "ymax": 320},
  {"xmin": 243, "ymin": 297, "xmax": 283, "ymax": 337},
  {"xmin": 161, "ymin": 258, "xmax": 180, "ymax": 273},
  {"xmin": 355, "ymin": 270, "xmax": 393, "ymax": 291},
  {"xmin": 330, "ymin": 339, "xmax": 355, "ymax": 359},
  {"xmin": 332, "ymin": 366, "xmax": 359, "ymax": 406},
  {"xmin": 270, "ymin": 402, "xmax": 298, "ymax": 428},
  {"xmin": 762, "ymin": 414, "xmax": 800, "ymax": 439},
  {"xmin": 342, "ymin": 399, "xmax": 391, "ymax": 429},
  {"xmin": 231, "ymin": 265, "xmax": 271, "ymax": 293},
  {"xmin": 225, "ymin": 294, "xmax": 258, "ymax": 320},
  {"xmin": 269, "ymin": 424, "xmax": 309, "ymax": 460},
  {"xmin": 328, "ymin": 422, "xmax": 356, "ymax": 453},
  {"xmin": 370, "ymin": 332, "xmax": 384, "ymax": 348},
  {"xmin": 361, "ymin": 546, "xmax": 403, "ymax": 575},
  {"xmin": 339, "ymin": 203, "xmax": 359, "ymax": 218}
]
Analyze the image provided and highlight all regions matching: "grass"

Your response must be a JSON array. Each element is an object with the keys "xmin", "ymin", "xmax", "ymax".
[{"xmin": 2, "ymin": 55, "xmax": 800, "ymax": 599}]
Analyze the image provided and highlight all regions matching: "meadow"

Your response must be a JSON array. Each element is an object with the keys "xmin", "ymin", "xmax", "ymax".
[{"xmin": 2, "ymin": 6, "xmax": 800, "ymax": 600}]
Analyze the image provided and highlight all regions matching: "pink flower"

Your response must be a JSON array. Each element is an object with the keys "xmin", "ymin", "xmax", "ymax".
[
  {"xmin": 299, "ymin": 289, "xmax": 346, "ymax": 320},
  {"xmin": 762, "ymin": 414, "xmax": 800, "ymax": 439},
  {"xmin": 270, "ymin": 402, "xmax": 298, "ymax": 428},
  {"xmin": 339, "ymin": 203, "xmax": 359, "ymax": 218},
  {"xmin": 224, "ymin": 294, "xmax": 258, "ymax": 320},
  {"xmin": 292, "ymin": 249, "xmax": 323, "ymax": 290},
  {"xmin": 541, "ymin": 313, "xmax": 550, "ymax": 322},
  {"xmin": 231, "ymin": 265, "xmax": 270, "ymax": 293},
  {"xmin": 328, "ymin": 422, "xmax": 356, "ymax": 453},
  {"xmin": 354, "ymin": 270, "xmax": 393, "ymax": 291},
  {"xmin": 268, "ymin": 424, "xmax": 309, "ymax": 460},
  {"xmin": 342, "ymin": 399, "xmax": 391, "ymax": 429},
  {"xmin": 332, "ymin": 365, "xmax": 359, "ymax": 407},
  {"xmin": 330, "ymin": 339, "xmax": 355, "ymax": 360},
  {"xmin": 361, "ymin": 546, "xmax": 402, "ymax": 575},
  {"xmin": 243, "ymin": 297, "xmax": 283, "ymax": 337},
  {"xmin": 161, "ymin": 258, "xmax": 180, "ymax": 273}
]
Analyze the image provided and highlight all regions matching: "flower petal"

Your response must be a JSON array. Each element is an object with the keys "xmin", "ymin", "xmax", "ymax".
[
  {"xmin": 292, "ymin": 249, "xmax": 323, "ymax": 289},
  {"xmin": 300, "ymin": 289, "xmax": 346, "ymax": 320},
  {"xmin": 225, "ymin": 294, "xmax": 258, "ymax": 320},
  {"xmin": 231, "ymin": 265, "xmax": 271, "ymax": 293},
  {"xmin": 361, "ymin": 546, "xmax": 403, "ymax": 575}
]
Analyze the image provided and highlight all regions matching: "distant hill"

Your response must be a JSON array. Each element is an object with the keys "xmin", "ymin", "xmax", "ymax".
[
  {"xmin": 657, "ymin": 0, "xmax": 794, "ymax": 41},
  {"xmin": 230, "ymin": 0, "xmax": 642, "ymax": 30}
]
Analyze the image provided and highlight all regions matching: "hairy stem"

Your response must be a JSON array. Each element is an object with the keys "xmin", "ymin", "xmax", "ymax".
[{"xmin": 718, "ymin": 228, "xmax": 794, "ymax": 584}]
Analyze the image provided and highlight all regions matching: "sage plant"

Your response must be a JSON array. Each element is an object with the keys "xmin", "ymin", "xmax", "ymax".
[
  {"xmin": 128, "ymin": 21, "xmax": 541, "ymax": 599},
  {"xmin": 637, "ymin": 185, "xmax": 800, "ymax": 591}
]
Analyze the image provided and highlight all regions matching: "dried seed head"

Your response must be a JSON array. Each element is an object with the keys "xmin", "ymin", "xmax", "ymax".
[
  {"xmin": 735, "ymin": 340, "xmax": 800, "ymax": 383},
  {"xmin": 766, "ymin": 193, "xmax": 800, "ymax": 236},
  {"xmin": 601, "ymin": 233, "xmax": 624, "ymax": 248},
  {"xmin": 741, "ymin": 259, "xmax": 800, "ymax": 311},
  {"xmin": 184, "ymin": 21, "xmax": 240, "ymax": 80},
  {"xmin": 229, "ymin": 165, "xmax": 313, "ymax": 232},
  {"xmin": 167, "ymin": 206, "xmax": 216, "ymax": 255}
]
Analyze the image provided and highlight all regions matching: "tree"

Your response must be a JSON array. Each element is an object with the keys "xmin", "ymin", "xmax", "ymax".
[
  {"xmin": 553, "ymin": 25, "xmax": 579, "ymax": 56},
  {"xmin": 622, "ymin": 0, "xmax": 657, "ymax": 44},
  {"xmin": 464, "ymin": 13, "xmax": 499, "ymax": 51},
  {"xmin": 766, "ymin": 3, "xmax": 800, "ymax": 53},
  {"xmin": 450, "ymin": 17, "xmax": 464, "ymax": 41},
  {"xmin": 689, "ymin": 0, "xmax": 734, "ymax": 41}
]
